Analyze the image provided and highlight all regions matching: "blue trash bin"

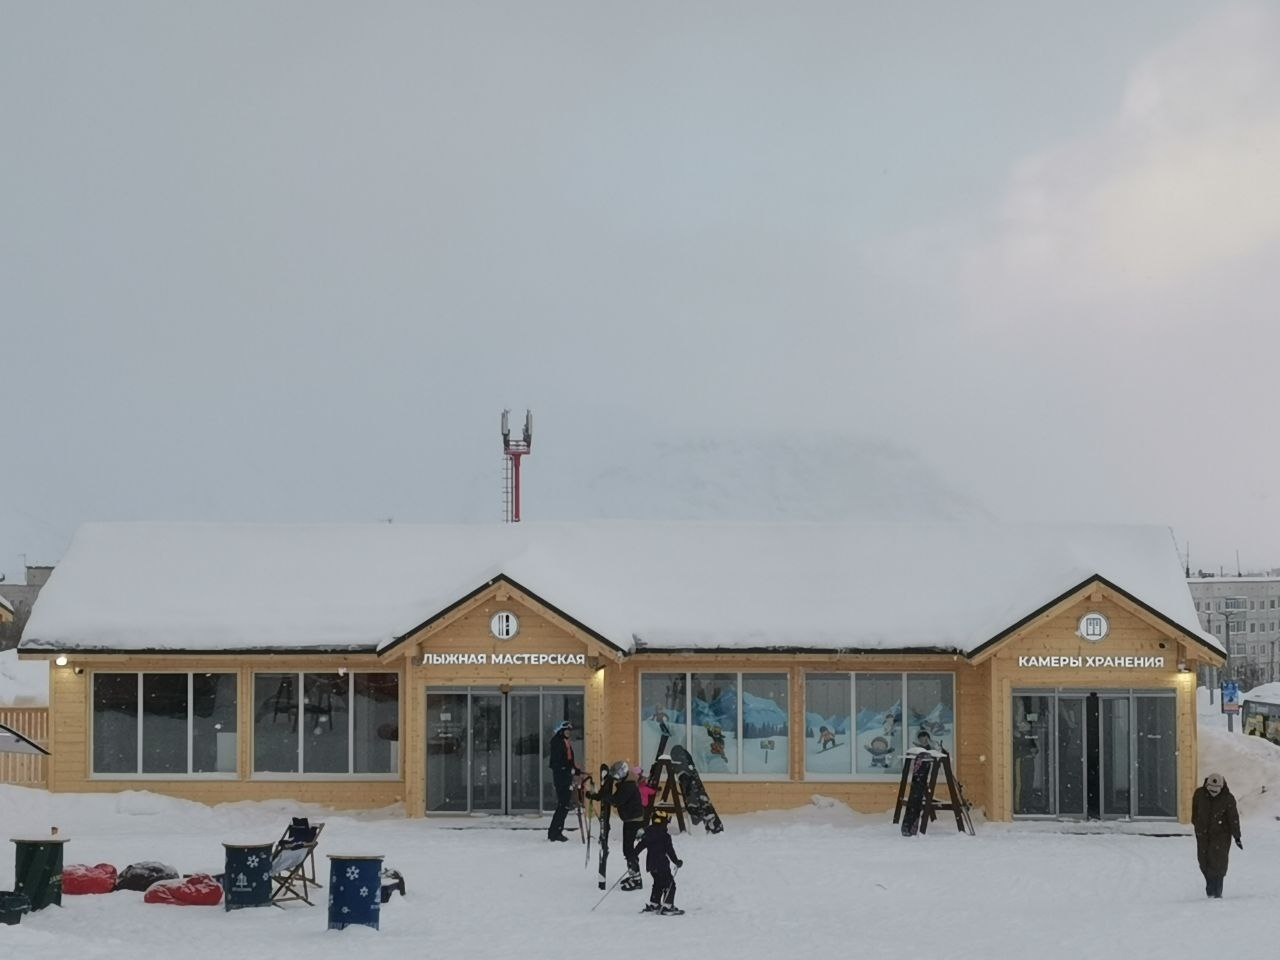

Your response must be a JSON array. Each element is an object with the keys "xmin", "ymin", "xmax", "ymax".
[
  {"xmin": 222, "ymin": 842, "xmax": 274, "ymax": 911},
  {"xmin": 327, "ymin": 855, "xmax": 383, "ymax": 930}
]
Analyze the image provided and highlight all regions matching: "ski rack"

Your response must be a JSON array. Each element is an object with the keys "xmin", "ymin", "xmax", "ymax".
[
  {"xmin": 644, "ymin": 756, "xmax": 689, "ymax": 834},
  {"xmin": 891, "ymin": 748, "xmax": 976, "ymax": 835}
]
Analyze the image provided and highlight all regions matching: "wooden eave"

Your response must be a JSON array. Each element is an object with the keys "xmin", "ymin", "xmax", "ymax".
[
  {"xmin": 967, "ymin": 574, "xmax": 1226, "ymax": 667},
  {"xmin": 379, "ymin": 574, "xmax": 628, "ymax": 664}
]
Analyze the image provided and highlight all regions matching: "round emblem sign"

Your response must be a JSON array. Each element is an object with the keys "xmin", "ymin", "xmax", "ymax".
[
  {"xmin": 490, "ymin": 611, "xmax": 520, "ymax": 640},
  {"xmin": 1078, "ymin": 611, "xmax": 1109, "ymax": 643}
]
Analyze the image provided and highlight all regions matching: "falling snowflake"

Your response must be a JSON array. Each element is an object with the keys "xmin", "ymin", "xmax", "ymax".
[{"xmin": 346, "ymin": 866, "xmax": 360, "ymax": 880}]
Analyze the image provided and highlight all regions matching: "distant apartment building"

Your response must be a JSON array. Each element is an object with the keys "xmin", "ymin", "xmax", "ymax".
[
  {"xmin": 0, "ymin": 565, "xmax": 54, "ymax": 651},
  {"xmin": 1187, "ymin": 575, "xmax": 1280, "ymax": 688}
]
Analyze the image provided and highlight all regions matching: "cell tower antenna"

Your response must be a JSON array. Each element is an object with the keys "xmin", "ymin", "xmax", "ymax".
[{"xmin": 501, "ymin": 409, "xmax": 533, "ymax": 522}]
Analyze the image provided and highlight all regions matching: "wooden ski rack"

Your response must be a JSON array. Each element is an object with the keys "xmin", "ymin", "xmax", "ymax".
[
  {"xmin": 644, "ymin": 756, "xmax": 688, "ymax": 834},
  {"xmin": 891, "ymin": 748, "xmax": 976, "ymax": 835}
]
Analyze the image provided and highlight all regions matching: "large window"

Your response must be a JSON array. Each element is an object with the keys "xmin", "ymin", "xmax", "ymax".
[
  {"xmin": 804, "ymin": 672, "xmax": 955, "ymax": 778},
  {"xmin": 92, "ymin": 673, "xmax": 238, "ymax": 777},
  {"xmin": 253, "ymin": 672, "xmax": 399, "ymax": 777},
  {"xmin": 639, "ymin": 672, "xmax": 788, "ymax": 777}
]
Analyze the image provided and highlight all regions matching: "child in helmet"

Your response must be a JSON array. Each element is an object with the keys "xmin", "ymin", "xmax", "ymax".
[{"xmin": 635, "ymin": 808, "xmax": 683, "ymax": 915}]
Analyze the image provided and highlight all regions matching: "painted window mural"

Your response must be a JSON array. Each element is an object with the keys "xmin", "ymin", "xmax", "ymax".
[
  {"xmin": 805, "ymin": 672, "xmax": 955, "ymax": 777},
  {"xmin": 639, "ymin": 672, "xmax": 788, "ymax": 777}
]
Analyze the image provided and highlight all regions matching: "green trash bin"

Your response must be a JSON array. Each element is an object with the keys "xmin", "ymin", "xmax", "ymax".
[{"xmin": 11, "ymin": 838, "xmax": 70, "ymax": 911}]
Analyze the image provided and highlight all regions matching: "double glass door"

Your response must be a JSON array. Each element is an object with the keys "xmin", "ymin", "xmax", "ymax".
[
  {"xmin": 425, "ymin": 687, "xmax": 584, "ymax": 814},
  {"xmin": 1011, "ymin": 690, "xmax": 1177, "ymax": 819}
]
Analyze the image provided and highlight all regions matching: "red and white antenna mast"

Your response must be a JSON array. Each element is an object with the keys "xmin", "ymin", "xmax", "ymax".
[{"xmin": 501, "ymin": 409, "xmax": 533, "ymax": 523}]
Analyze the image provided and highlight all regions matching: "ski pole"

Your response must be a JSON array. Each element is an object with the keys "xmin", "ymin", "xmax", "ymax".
[{"xmin": 590, "ymin": 871, "xmax": 625, "ymax": 911}]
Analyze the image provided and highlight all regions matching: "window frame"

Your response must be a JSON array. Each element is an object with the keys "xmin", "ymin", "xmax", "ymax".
[
  {"xmin": 250, "ymin": 670, "xmax": 402, "ymax": 782},
  {"xmin": 637, "ymin": 671, "xmax": 790, "ymax": 781},
  {"xmin": 89, "ymin": 671, "xmax": 239, "ymax": 781},
  {"xmin": 803, "ymin": 671, "xmax": 957, "ymax": 783}
]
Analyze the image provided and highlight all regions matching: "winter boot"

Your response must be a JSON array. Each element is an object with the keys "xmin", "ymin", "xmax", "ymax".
[{"xmin": 620, "ymin": 869, "xmax": 643, "ymax": 892}]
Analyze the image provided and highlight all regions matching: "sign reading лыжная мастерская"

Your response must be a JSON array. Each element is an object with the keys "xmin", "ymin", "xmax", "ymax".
[
  {"xmin": 1017, "ymin": 655, "xmax": 1165, "ymax": 669},
  {"xmin": 422, "ymin": 653, "xmax": 587, "ymax": 666}
]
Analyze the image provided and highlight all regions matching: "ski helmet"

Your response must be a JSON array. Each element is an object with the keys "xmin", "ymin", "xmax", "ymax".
[
  {"xmin": 651, "ymin": 808, "xmax": 670, "ymax": 826},
  {"xmin": 611, "ymin": 760, "xmax": 630, "ymax": 780},
  {"xmin": 553, "ymin": 720, "xmax": 574, "ymax": 734}
]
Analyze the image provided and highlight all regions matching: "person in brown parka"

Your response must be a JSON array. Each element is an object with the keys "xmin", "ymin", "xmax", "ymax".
[{"xmin": 1192, "ymin": 772, "xmax": 1242, "ymax": 898}]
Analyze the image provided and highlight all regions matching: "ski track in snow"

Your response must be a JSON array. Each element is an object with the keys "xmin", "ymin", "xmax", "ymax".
[{"xmin": 2, "ymin": 691, "xmax": 1278, "ymax": 959}]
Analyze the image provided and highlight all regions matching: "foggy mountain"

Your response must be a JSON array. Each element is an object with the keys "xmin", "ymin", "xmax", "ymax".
[{"xmin": 456, "ymin": 433, "xmax": 992, "ymax": 524}]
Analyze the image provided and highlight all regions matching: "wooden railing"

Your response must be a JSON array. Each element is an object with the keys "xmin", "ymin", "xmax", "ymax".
[{"xmin": 0, "ymin": 707, "xmax": 49, "ymax": 787}]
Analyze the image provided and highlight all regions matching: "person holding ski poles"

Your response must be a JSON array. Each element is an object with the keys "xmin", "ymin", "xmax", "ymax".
[
  {"xmin": 636, "ymin": 808, "xmax": 683, "ymax": 915},
  {"xmin": 547, "ymin": 720, "xmax": 583, "ymax": 842}
]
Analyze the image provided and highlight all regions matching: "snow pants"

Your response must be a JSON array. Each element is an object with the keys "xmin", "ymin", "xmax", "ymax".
[
  {"xmin": 622, "ymin": 821, "xmax": 642, "ymax": 873},
  {"xmin": 548, "ymin": 769, "xmax": 573, "ymax": 839},
  {"xmin": 648, "ymin": 864, "xmax": 675, "ymax": 908}
]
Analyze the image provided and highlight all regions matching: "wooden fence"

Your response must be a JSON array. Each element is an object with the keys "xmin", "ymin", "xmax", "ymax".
[{"xmin": 0, "ymin": 707, "xmax": 49, "ymax": 787}]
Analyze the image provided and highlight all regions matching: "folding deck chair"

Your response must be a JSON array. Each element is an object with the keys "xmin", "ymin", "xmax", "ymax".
[{"xmin": 269, "ymin": 817, "xmax": 325, "ymax": 907}]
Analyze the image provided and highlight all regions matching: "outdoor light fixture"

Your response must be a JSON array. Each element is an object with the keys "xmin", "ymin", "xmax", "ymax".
[
  {"xmin": 1178, "ymin": 658, "xmax": 1189, "ymax": 673},
  {"xmin": 54, "ymin": 655, "xmax": 68, "ymax": 667}
]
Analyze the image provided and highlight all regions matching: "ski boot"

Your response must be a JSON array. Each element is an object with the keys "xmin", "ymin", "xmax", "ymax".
[
  {"xmin": 620, "ymin": 869, "xmax": 643, "ymax": 892},
  {"xmin": 660, "ymin": 904, "xmax": 685, "ymax": 916},
  {"xmin": 641, "ymin": 902, "xmax": 661, "ymax": 914}
]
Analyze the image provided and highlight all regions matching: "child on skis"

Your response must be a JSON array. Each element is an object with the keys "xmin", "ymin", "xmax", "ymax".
[{"xmin": 636, "ymin": 808, "xmax": 683, "ymax": 915}]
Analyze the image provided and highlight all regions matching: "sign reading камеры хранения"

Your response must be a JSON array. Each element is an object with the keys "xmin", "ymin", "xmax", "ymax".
[
  {"xmin": 422, "ymin": 653, "xmax": 586, "ymax": 665},
  {"xmin": 1017, "ymin": 655, "xmax": 1165, "ymax": 669}
]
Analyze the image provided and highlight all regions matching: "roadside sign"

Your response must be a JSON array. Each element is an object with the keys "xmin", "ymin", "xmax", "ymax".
[{"xmin": 1222, "ymin": 681, "xmax": 1240, "ymax": 714}]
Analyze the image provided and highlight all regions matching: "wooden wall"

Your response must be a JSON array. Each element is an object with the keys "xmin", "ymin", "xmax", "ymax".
[
  {"xmin": 983, "ymin": 592, "xmax": 1202, "ymax": 822},
  {"xmin": 398, "ymin": 587, "xmax": 608, "ymax": 816},
  {"xmin": 46, "ymin": 654, "xmax": 405, "ymax": 810}
]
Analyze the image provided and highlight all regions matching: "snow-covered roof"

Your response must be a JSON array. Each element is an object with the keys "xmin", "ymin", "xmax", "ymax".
[{"xmin": 18, "ymin": 521, "xmax": 1221, "ymax": 657}]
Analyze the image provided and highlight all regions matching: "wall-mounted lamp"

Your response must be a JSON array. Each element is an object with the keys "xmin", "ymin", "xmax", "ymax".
[
  {"xmin": 54, "ymin": 655, "xmax": 68, "ymax": 667},
  {"xmin": 73, "ymin": 667, "xmax": 84, "ymax": 676},
  {"xmin": 1178, "ymin": 658, "xmax": 1189, "ymax": 673}
]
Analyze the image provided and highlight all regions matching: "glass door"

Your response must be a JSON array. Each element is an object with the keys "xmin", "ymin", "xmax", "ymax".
[
  {"xmin": 1012, "ymin": 695, "xmax": 1052, "ymax": 816},
  {"xmin": 1055, "ymin": 696, "xmax": 1086, "ymax": 818},
  {"xmin": 426, "ymin": 687, "xmax": 586, "ymax": 815},
  {"xmin": 425, "ymin": 692, "xmax": 469, "ymax": 812},
  {"xmin": 1099, "ymin": 695, "xmax": 1131, "ymax": 819},
  {"xmin": 470, "ymin": 693, "xmax": 504, "ymax": 812},
  {"xmin": 1134, "ymin": 695, "xmax": 1177, "ymax": 817},
  {"xmin": 508, "ymin": 692, "xmax": 543, "ymax": 813}
]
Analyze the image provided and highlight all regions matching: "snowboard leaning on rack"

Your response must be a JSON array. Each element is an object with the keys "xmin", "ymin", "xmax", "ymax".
[
  {"xmin": 669, "ymin": 745, "xmax": 725, "ymax": 834},
  {"xmin": 898, "ymin": 750, "xmax": 936, "ymax": 837}
]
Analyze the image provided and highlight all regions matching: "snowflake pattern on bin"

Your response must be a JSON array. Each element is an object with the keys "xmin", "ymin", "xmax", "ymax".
[{"xmin": 328, "ymin": 857, "xmax": 383, "ymax": 930}]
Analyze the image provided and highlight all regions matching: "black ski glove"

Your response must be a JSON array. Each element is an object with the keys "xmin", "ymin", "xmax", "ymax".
[
  {"xmin": 1235, "ymin": 838, "xmax": 1243, "ymax": 850},
  {"xmin": 674, "ymin": 859, "xmax": 683, "ymax": 868}
]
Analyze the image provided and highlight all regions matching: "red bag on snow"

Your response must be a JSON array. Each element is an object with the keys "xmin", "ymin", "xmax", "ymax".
[
  {"xmin": 143, "ymin": 874, "xmax": 223, "ymax": 906},
  {"xmin": 64, "ymin": 863, "xmax": 118, "ymax": 895}
]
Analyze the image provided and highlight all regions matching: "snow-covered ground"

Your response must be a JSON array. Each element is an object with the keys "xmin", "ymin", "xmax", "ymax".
[{"xmin": 1, "ymin": 687, "xmax": 1277, "ymax": 959}]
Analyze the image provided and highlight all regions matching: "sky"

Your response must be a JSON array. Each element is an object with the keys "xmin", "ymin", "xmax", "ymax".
[{"xmin": 3, "ymin": 1, "xmax": 1279, "ymax": 583}]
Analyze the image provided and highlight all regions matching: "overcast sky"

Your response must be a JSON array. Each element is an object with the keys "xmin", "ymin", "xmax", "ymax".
[{"xmin": 3, "ymin": 1, "xmax": 1279, "ymax": 583}]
